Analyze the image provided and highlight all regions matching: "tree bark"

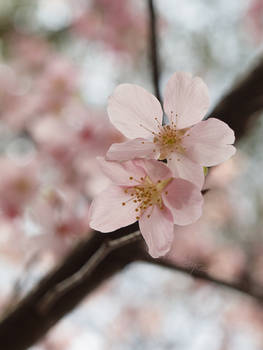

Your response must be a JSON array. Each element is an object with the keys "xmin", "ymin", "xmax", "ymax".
[
  {"xmin": 207, "ymin": 56, "xmax": 263, "ymax": 140},
  {"xmin": 0, "ymin": 227, "xmax": 144, "ymax": 350}
]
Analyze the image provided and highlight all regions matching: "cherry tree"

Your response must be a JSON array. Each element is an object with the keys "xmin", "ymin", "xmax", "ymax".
[{"xmin": 0, "ymin": 0, "xmax": 263, "ymax": 349}]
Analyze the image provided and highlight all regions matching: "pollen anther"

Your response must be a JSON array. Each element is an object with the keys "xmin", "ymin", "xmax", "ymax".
[{"xmin": 124, "ymin": 176, "xmax": 172, "ymax": 220}]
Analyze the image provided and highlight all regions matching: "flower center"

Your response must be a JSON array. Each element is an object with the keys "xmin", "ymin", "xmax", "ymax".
[
  {"xmin": 139, "ymin": 116, "xmax": 189, "ymax": 161},
  {"xmin": 14, "ymin": 178, "xmax": 31, "ymax": 194},
  {"xmin": 153, "ymin": 120, "xmax": 187, "ymax": 160},
  {"xmin": 122, "ymin": 176, "xmax": 172, "ymax": 220}
]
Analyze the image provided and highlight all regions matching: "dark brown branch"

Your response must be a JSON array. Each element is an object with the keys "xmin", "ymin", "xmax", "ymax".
[
  {"xmin": 148, "ymin": 0, "xmax": 161, "ymax": 101},
  {"xmin": 38, "ymin": 231, "xmax": 141, "ymax": 313},
  {"xmin": 207, "ymin": 56, "xmax": 263, "ymax": 141},
  {"xmin": 0, "ymin": 227, "xmax": 145, "ymax": 350}
]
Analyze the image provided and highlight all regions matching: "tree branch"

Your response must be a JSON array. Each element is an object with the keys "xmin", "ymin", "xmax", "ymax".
[
  {"xmin": 207, "ymin": 56, "xmax": 263, "ymax": 141},
  {"xmin": 38, "ymin": 231, "xmax": 141, "ymax": 313},
  {"xmin": 0, "ymin": 227, "xmax": 145, "ymax": 350},
  {"xmin": 148, "ymin": 0, "xmax": 161, "ymax": 101},
  {"xmin": 142, "ymin": 257, "xmax": 263, "ymax": 302}
]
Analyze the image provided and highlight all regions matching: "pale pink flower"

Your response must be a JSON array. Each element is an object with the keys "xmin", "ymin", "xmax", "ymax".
[
  {"xmin": 246, "ymin": 0, "xmax": 263, "ymax": 43},
  {"xmin": 33, "ymin": 188, "xmax": 88, "ymax": 238},
  {"xmin": 89, "ymin": 158, "xmax": 203, "ymax": 258},
  {"xmin": 29, "ymin": 187, "xmax": 90, "ymax": 258},
  {"xmin": 0, "ymin": 218, "xmax": 28, "ymax": 262},
  {"xmin": 0, "ymin": 64, "xmax": 38, "ymax": 131},
  {"xmin": 72, "ymin": 0, "xmax": 147, "ymax": 56},
  {"xmin": 36, "ymin": 58, "xmax": 77, "ymax": 114},
  {"xmin": 0, "ymin": 157, "xmax": 39, "ymax": 219},
  {"xmin": 9, "ymin": 33, "xmax": 51, "ymax": 71},
  {"xmin": 31, "ymin": 116, "xmax": 76, "ymax": 166},
  {"xmin": 106, "ymin": 72, "xmax": 236, "ymax": 187}
]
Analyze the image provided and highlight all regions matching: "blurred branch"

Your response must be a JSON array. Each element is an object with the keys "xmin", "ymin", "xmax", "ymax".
[
  {"xmin": 0, "ymin": 225, "xmax": 145, "ymax": 350},
  {"xmin": 143, "ymin": 257, "xmax": 263, "ymax": 302},
  {"xmin": 2, "ymin": 252, "xmax": 40, "ymax": 315},
  {"xmin": 38, "ymin": 231, "xmax": 141, "ymax": 313},
  {"xmin": 0, "ymin": 19, "xmax": 69, "ymax": 47},
  {"xmin": 148, "ymin": 0, "xmax": 161, "ymax": 101},
  {"xmin": 208, "ymin": 56, "xmax": 263, "ymax": 141},
  {"xmin": 1, "ymin": 227, "xmax": 263, "ymax": 350}
]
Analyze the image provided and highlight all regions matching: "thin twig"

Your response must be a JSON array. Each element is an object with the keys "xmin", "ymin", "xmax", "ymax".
[
  {"xmin": 148, "ymin": 0, "xmax": 161, "ymax": 101},
  {"xmin": 143, "ymin": 257, "xmax": 263, "ymax": 302},
  {"xmin": 38, "ymin": 231, "xmax": 142, "ymax": 313}
]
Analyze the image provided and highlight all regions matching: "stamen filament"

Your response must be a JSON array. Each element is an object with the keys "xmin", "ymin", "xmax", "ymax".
[{"xmin": 122, "ymin": 176, "xmax": 172, "ymax": 220}]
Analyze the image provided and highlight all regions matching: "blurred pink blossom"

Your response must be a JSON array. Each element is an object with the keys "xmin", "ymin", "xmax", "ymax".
[
  {"xmin": 0, "ymin": 157, "xmax": 39, "ymax": 219},
  {"xmin": 8, "ymin": 33, "xmax": 51, "ymax": 71},
  {"xmin": 246, "ymin": 0, "xmax": 263, "ymax": 43},
  {"xmin": 29, "ymin": 187, "xmax": 90, "ymax": 258},
  {"xmin": 72, "ymin": 0, "xmax": 147, "ymax": 56},
  {"xmin": 36, "ymin": 58, "xmax": 78, "ymax": 114}
]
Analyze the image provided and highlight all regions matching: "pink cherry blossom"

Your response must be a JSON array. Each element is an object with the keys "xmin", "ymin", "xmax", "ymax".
[
  {"xmin": 106, "ymin": 72, "xmax": 236, "ymax": 188},
  {"xmin": 35, "ymin": 58, "xmax": 78, "ymax": 114},
  {"xmin": 246, "ymin": 0, "xmax": 263, "ymax": 43},
  {"xmin": 0, "ymin": 157, "xmax": 39, "ymax": 219},
  {"xmin": 72, "ymin": 0, "xmax": 147, "ymax": 56},
  {"xmin": 31, "ymin": 116, "xmax": 76, "ymax": 166},
  {"xmin": 9, "ymin": 33, "xmax": 51, "ymax": 71},
  {"xmin": 89, "ymin": 158, "xmax": 203, "ymax": 258},
  {"xmin": 29, "ymin": 187, "xmax": 90, "ymax": 259}
]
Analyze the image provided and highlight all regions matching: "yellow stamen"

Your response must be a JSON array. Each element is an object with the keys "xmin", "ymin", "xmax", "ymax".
[{"xmin": 122, "ymin": 176, "xmax": 172, "ymax": 219}]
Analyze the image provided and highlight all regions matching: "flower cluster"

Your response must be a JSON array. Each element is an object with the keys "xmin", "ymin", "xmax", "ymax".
[
  {"xmin": 89, "ymin": 72, "xmax": 236, "ymax": 258},
  {"xmin": 0, "ymin": 35, "xmax": 124, "ymax": 261},
  {"xmin": 72, "ymin": 0, "xmax": 147, "ymax": 57}
]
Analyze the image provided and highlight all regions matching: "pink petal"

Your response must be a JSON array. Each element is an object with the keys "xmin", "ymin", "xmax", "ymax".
[
  {"xmin": 167, "ymin": 153, "xmax": 205, "ymax": 188},
  {"xmin": 97, "ymin": 157, "xmax": 146, "ymax": 186},
  {"xmin": 135, "ymin": 159, "xmax": 173, "ymax": 183},
  {"xmin": 162, "ymin": 179, "xmax": 203, "ymax": 225},
  {"xmin": 183, "ymin": 118, "xmax": 236, "ymax": 166},
  {"xmin": 106, "ymin": 138, "xmax": 159, "ymax": 161},
  {"xmin": 164, "ymin": 72, "xmax": 210, "ymax": 129},
  {"xmin": 107, "ymin": 84, "xmax": 163, "ymax": 139},
  {"xmin": 89, "ymin": 185, "xmax": 137, "ymax": 232},
  {"xmin": 139, "ymin": 205, "xmax": 174, "ymax": 258}
]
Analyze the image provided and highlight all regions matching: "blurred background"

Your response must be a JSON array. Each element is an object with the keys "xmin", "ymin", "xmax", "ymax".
[{"xmin": 1, "ymin": 0, "xmax": 263, "ymax": 349}]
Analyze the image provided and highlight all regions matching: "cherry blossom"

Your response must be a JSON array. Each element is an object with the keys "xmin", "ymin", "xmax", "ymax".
[
  {"xmin": 246, "ymin": 0, "xmax": 263, "ymax": 43},
  {"xmin": 0, "ymin": 157, "xmax": 39, "ymax": 219},
  {"xmin": 106, "ymin": 72, "xmax": 236, "ymax": 187},
  {"xmin": 89, "ymin": 158, "xmax": 203, "ymax": 258},
  {"xmin": 9, "ymin": 33, "xmax": 51, "ymax": 71},
  {"xmin": 36, "ymin": 58, "xmax": 78, "ymax": 114},
  {"xmin": 29, "ymin": 187, "xmax": 90, "ymax": 258},
  {"xmin": 72, "ymin": 0, "xmax": 147, "ymax": 56}
]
